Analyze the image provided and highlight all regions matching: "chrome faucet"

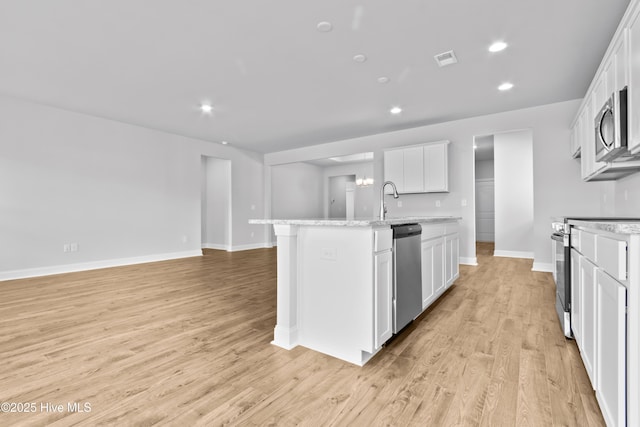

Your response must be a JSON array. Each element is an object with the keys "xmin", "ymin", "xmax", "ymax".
[{"xmin": 379, "ymin": 181, "xmax": 399, "ymax": 220}]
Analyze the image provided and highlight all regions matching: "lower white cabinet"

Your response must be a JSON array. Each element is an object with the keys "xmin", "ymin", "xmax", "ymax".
[
  {"xmin": 445, "ymin": 233, "xmax": 459, "ymax": 287},
  {"xmin": 374, "ymin": 249, "xmax": 393, "ymax": 349},
  {"xmin": 580, "ymin": 255, "xmax": 598, "ymax": 389},
  {"xmin": 596, "ymin": 269, "xmax": 627, "ymax": 427},
  {"xmin": 420, "ymin": 223, "xmax": 459, "ymax": 311},
  {"xmin": 421, "ymin": 237, "xmax": 444, "ymax": 309},
  {"xmin": 571, "ymin": 249, "xmax": 583, "ymax": 346}
]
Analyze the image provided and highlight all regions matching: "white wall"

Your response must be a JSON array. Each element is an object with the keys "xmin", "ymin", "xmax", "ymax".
[
  {"xmin": 494, "ymin": 130, "xmax": 534, "ymax": 258},
  {"xmin": 475, "ymin": 160, "xmax": 495, "ymax": 180},
  {"xmin": 613, "ymin": 172, "xmax": 640, "ymax": 216},
  {"xmin": 271, "ymin": 163, "xmax": 324, "ymax": 220},
  {"xmin": 265, "ymin": 99, "xmax": 611, "ymax": 268},
  {"xmin": 0, "ymin": 94, "xmax": 266, "ymax": 280},
  {"xmin": 322, "ymin": 162, "xmax": 375, "ymax": 219},
  {"xmin": 201, "ymin": 157, "xmax": 231, "ymax": 250}
]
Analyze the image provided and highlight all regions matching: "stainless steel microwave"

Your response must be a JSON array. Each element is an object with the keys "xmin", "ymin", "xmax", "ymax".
[{"xmin": 595, "ymin": 86, "xmax": 628, "ymax": 162}]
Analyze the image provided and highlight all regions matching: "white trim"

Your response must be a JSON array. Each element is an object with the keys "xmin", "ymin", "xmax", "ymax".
[
  {"xmin": 460, "ymin": 257, "xmax": 478, "ymax": 266},
  {"xmin": 230, "ymin": 243, "xmax": 274, "ymax": 252},
  {"xmin": 202, "ymin": 243, "xmax": 231, "ymax": 251},
  {"xmin": 0, "ymin": 250, "xmax": 203, "ymax": 282},
  {"xmin": 532, "ymin": 262, "xmax": 553, "ymax": 272},
  {"xmin": 494, "ymin": 250, "xmax": 534, "ymax": 259}
]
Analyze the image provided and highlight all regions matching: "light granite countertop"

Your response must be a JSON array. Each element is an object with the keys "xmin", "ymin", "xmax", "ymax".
[
  {"xmin": 568, "ymin": 219, "xmax": 640, "ymax": 234},
  {"xmin": 249, "ymin": 216, "xmax": 461, "ymax": 227}
]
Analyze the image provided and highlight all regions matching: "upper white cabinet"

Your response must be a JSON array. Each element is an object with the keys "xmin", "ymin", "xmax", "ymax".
[
  {"xmin": 571, "ymin": 1, "xmax": 640, "ymax": 180},
  {"xmin": 629, "ymin": 6, "xmax": 640, "ymax": 155},
  {"xmin": 384, "ymin": 141, "xmax": 449, "ymax": 194}
]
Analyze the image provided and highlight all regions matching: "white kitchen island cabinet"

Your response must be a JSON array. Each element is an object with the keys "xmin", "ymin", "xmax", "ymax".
[{"xmin": 249, "ymin": 216, "xmax": 460, "ymax": 366}]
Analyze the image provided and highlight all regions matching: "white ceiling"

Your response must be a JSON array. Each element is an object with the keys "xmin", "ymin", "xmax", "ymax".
[{"xmin": 0, "ymin": 1, "xmax": 630, "ymax": 154}]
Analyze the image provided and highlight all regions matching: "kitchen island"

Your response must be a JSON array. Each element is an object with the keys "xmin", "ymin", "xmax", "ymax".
[{"xmin": 249, "ymin": 216, "xmax": 461, "ymax": 365}]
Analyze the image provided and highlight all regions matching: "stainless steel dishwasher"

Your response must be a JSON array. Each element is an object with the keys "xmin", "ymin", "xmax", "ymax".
[{"xmin": 392, "ymin": 223, "xmax": 422, "ymax": 333}]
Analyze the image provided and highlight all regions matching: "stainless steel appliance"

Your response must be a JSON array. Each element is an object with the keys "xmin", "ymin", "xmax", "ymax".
[
  {"xmin": 551, "ymin": 221, "xmax": 572, "ymax": 338},
  {"xmin": 392, "ymin": 223, "xmax": 422, "ymax": 333},
  {"xmin": 595, "ymin": 87, "xmax": 631, "ymax": 162}
]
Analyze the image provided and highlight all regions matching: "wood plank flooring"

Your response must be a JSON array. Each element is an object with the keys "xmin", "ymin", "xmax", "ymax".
[{"xmin": 0, "ymin": 243, "xmax": 604, "ymax": 426}]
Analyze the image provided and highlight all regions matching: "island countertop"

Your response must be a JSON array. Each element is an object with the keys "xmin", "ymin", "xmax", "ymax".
[{"xmin": 249, "ymin": 216, "xmax": 461, "ymax": 227}]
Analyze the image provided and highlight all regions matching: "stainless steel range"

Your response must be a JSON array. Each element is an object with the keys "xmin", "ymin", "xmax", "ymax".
[{"xmin": 551, "ymin": 220, "xmax": 572, "ymax": 338}]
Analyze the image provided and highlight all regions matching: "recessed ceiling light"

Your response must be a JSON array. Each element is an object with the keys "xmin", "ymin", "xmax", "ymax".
[
  {"xmin": 489, "ymin": 41, "xmax": 508, "ymax": 53},
  {"xmin": 317, "ymin": 21, "xmax": 333, "ymax": 32},
  {"xmin": 498, "ymin": 82, "xmax": 514, "ymax": 91},
  {"xmin": 221, "ymin": 140, "xmax": 229, "ymax": 145},
  {"xmin": 377, "ymin": 76, "xmax": 390, "ymax": 84},
  {"xmin": 200, "ymin": 103, "xmax": 213, "ymax": 114},
  {"xmin": 390, "ymin": 106, "xmax": 402, "ymax": 115},
  {"xmin": 353, "ymin": 54, "xmax": 367, "ymax": 63}
]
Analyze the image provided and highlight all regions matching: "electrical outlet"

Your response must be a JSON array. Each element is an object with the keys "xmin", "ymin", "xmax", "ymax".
[
  {"xmin": 321, "ymin": 247, "xmax": 337, "ymax": 261},
  {"xmin": 436, "ymin": 200, "xmax": 441, "ymax": 208},
  {"xmin": 70, "ymin": 243, "xmax": 78, "ymax": 252},
  {"xmin": 625, "ymin": 189, "xmax": 629, "ymax": 201},
  {"xmin": 251, "ymin": 204, "xmax": 256, "ymax": 210},
  {"xmin": 63, "ymin": 244, "xmax": 71, "ymax": 253},
  {"xmin": 461, "ymin": 199, "xmax": 467, "ymax": 207},
  {"xmin": 397, "ymin": 200, "xmax": 403, "ymax": 207},
  {"xmin": 251, "ymin": 231, "xmax": 255, "ymax": 238},
  {"xmin": 181, "ymin": 235, "xmax": 188, "ymax": 243}
]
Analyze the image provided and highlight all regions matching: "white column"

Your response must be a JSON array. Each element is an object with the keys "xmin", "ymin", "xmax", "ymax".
[{"xmin": 271, "ymin": 224, "xmax": 299, "ymax": 349}]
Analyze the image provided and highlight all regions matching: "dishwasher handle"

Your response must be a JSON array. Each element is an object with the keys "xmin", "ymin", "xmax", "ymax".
[{"xmin": 392, "ymin": 224, "xmax": 422, "ymax": 239}]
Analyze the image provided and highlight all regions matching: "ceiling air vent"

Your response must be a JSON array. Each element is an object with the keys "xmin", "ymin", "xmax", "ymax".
[{"xmin": 434, "ymin": 50, "xmax": 458, "ymax": 67}]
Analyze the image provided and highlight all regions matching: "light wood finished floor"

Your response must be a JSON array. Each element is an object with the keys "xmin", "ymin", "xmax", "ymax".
[{"xmin": 0, "ymin": 243, "xmax": 605, "ymax": 426}]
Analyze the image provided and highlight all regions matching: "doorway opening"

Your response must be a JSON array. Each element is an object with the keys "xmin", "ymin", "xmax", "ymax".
[
  {"xmin": 473, "ymin": 129, "xmax": 534, "ymax": 260},
  {"xmin": 328, "ymin": 174, "xmax": 356, "ymax": 219},
  {"xmin": 201, "ymin": 156, "xmax": 232, "ymax": 251}
]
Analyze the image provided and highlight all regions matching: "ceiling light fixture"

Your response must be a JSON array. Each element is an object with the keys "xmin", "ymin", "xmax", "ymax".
[
  {"xmin": 377, "ymin": 76, "xmax": 390, "ymax": 84},
  {"xmin": 317, "ymin": 21, "xmax": 333, "ymax": 32},
  {"xmin": 200, "ymin": 103, "xmax": 213, "ymax": 114},
  {"xmin": 498, "ymin": 82, "xmax": 514, "ymax": 91},
  {"xmin": 353, "ymin": 54, "xmax": 367, "ymax": 63},
  {"xmin": 221, "ymin": 140, "xmax": 229, "ymax": 145},
  {"xmin": 489, "ymin": 41, "xmax": 508, "ymax": 53},
  {"xmin": 390, "ymin": 106, "xmax": 402, "ymax": 115}
]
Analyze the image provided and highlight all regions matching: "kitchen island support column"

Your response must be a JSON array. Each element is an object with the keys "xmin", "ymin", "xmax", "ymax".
[{"xmin": 272, "ymin": 224, "xmax": 299, "ymax": 349}]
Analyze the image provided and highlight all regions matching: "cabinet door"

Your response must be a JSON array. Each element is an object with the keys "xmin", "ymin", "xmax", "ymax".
[
  {"xmin": 445, "ymin": 234, "xmax": 459, "ymax": 287},
  {"xmin": 384, "ymin": 149, "xmax": 404, "ymax": 193},
  {"xmin": 374, "ymin": 250, "xmax": 393, "ymax": 348},
  {"xmin": 613, "ymin": 29, "xmax": 628, "ymax": 92},
  {"xmin": 403, "ymin": 146, "xmax": 424, "ymax": 193},
  {"xmin": 582, "ymin": 96, "xmax": 608, "ymax": 180},
  {"xmin": 421, "ymin": 237, "xmax": 444, "ymax": 309},
  {"xmin": 579, "ymin": 256, "xmax": 598, "ymax": 389},
  {"xmin": 596, "ymin": 269, "xmax": 627, "ymax": 427},
  {"xmin": 571, "ymin": 249, "xmax": 582, "ymax": 345},
  {"xmin": 628, "ymin": 7, "xmax": 640, "ymax": 155},
  {"xmin": 424, "ymin": 142, "xmax": 448, "ymax": 192},
  {"xmin": 570, "ymin": 120, "xmax": 580, "ymax": 158}
]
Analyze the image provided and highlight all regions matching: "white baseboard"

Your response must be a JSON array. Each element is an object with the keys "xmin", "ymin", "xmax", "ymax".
[
  {"xmin": 460, "ymin": 257, "xmax": 478, "ymax": 266},
  {"xmin": 0, "ymin": 250, "xmax": 203, "ymax": 282},
  {"xmin": 202, "ymin": 243, "xmax": 231, "ymax": 251},
  {"xmin": 532, "ymin": 262, "xmax": 553, "ymax": 273},
  {"xmin": 203, "ymin": 242, "xmax": 274, "ymax": 252},
  {"xmin": 493, "ymin": 250, "xmax": 534, "ymax": 259}
]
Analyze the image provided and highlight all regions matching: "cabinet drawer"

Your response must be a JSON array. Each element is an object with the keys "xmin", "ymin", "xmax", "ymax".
[
  {"xmin": 571, "ymin": 228, "xmax": 581, "ymax": 250},
  {"xmin": 581, "ymin": 230, "xmax": 596, "ymax": 262},
  {"xmin": 374, "ymin": 228, "xmax": 393, "ymax": 252},
  {"xmin": 421, "ymin": 224, "xmax": 445, "ymax": 240},
  {"xmin": 596, "ymin": 235, "xmax": 627, "ymax": 282}
]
